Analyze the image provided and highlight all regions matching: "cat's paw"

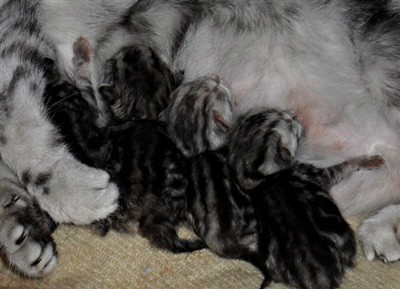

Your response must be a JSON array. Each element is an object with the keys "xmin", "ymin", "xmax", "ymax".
[
  {"xmin": 355, "ymin": 155, "xmax": 385, "ymax": 170},
  {"xmin": 0, "ymin": 193, "xmax": 57, "ymax": 277},
  {"xmin": 1, "ymin": 217, "xmax": 58, "ymax": 277},
  {"xmin": 359, "ymin": 204, "xmax": 400, "ymax": 262},
  {"xmin": 31, "ymin": 156, "xmax": 119, "ymax": 225}
]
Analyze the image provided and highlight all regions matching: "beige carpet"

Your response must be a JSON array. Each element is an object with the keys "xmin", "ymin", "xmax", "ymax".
[{"xmin": 0, "ymin": 218, "xmax": 399, "ymax": 289}]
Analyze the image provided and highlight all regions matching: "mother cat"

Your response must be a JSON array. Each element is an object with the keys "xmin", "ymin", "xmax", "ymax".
[{"xmin": 1, "ymin": 0, "xmax": 400, "ymax": 276}]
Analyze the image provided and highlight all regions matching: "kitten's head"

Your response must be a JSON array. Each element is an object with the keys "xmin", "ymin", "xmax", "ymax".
[
  {"xmin": 99, "ymin": 45, "xmax": 178, "ymax": 123},
  {"xmin": 43, "ymin": 54, "xmax": 110, "ymax": 167},
  {"xmin": 228, "ymin": 108, "xmax": 304, "ymax": 190},
  {"xmin": 161, "ymin": 76, "xmax": 235, "ymax": 157},
  {"xmin": 71, "ymin": 38, "xmax": 177, "ymax": 125}
]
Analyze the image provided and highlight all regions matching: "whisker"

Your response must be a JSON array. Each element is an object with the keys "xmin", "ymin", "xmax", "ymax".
[{"xmin": 46, "ymin": 92, "xmax": 80, "ymax": 111}]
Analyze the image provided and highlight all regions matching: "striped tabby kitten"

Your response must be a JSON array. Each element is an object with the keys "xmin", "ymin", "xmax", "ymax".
[
  {"xmin": 227, "ymin": 109, "xmax": 384, "ymax": 289},
  {"xmin": 46, "ymin": 41, "xmax": 205, "ymax": 254},
  {"xmin": 2, "ymin": 1, "xmax": 400, "ymax": 275},
  {"xmin": 162, "ymin": 76, "xmax": 270, "ymax": 278},
  {"xmin": 160, "ymin": 75, "xmax": 235, "ymax": 158}
]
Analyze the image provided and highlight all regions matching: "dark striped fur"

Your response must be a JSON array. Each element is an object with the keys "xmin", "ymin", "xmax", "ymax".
[
  {"xmin": 44, "ymin": 44, "xmax": 204, "ymax": 254},
  {"xmin": 227, "ymin": 109, "xmax": 384, "ymax": 289},
  {"xmin": 248, "ymin": 157, "xmax": 383, "ymax": 289},
  {"xmin": 99, "ymin": 45, "xmax": 180, "ymax": 123},
  {"xmin": 164, "ymin": 78, "xmax": 270, "ymax": 281},
  {"xmin": 227, "ymin": 108, "xmax": 303, "ymax": 191},
  {"xmin": 160, "ymin": 76, "xmax": 235, "ymax": 158}
]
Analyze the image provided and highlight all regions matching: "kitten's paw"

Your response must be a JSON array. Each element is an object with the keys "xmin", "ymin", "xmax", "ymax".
[
  {"xmin": 0, "ymin": 194, "xmax": 57, "ymax": 277},
  {"xmin": 32, "ymin": 156, "xmax": 119, "ymax": 225},
  {"xmin": 359, "ymin": 205, "xmax": 400, "ymax": 262},
  {"xmin": 355, "ymin": 155, "xmax": 385, "ymax": 170}
]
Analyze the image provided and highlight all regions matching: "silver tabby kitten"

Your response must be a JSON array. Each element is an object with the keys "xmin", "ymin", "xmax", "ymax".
[
  {"xmin": 3, "ymin": 0, "xmax": 400, "ymax": 276},
  {"xmin": 47, "ymin": 39, "xmax": 206, "ymax": 254},
  {"xmin": 162, "ymin": 76, "xmax": 271, "ymax": 280},
  {"xmin": 58, "ymin": 0, "xmax": 400, "ymax": 263},
  {"xmin": 227, "ymin": 109, "xmax": 384, "ymax": 289},
  {"xmin": 165, "ymin": 84, "xmax": 375, "ymax": 289}
]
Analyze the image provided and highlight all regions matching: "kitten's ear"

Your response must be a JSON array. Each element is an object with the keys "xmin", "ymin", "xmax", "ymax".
[
  {"xmin": 213, "ymin": 110, "xmax": 232, "ymax": 132},
  {"xmin": 72, "ymin": 36, "xmax": 93, "ymax": 81},
  {"xmin": 277, "ymin": 136, "xmax": 295, "ymax": 162},
  {"xmin": 73, "ymin": 36, "xmax": 92, "ymax": 63}
]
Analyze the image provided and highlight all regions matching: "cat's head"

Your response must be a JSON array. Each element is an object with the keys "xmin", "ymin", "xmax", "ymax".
[
  {"xmin": 228, "ymin": 108, "xmax": 304, "ymax": 190},
  {"xmin": 160, "ymin": 76, "xmax": 235, "ymax": 158},
  {"xmin": 99, "ymin": 46, "xmax": 178, "ymax": 123}
]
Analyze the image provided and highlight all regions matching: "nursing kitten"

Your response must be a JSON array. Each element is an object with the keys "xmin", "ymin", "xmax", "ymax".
[
  {"xmin": 163, "ymin": 76, "xmax": 271, "ymax": 279},
  {"xmin": 227, "ymin": 109, "xmax": 384, "ymax": 289},
  {"xmin": 46, "ymin": 41, "xmax": 205, "ymax": 254},
  {"xmin": 99, "ymin": 44, "xmax": 181, "ymax": 122},
  {"xmin": 2, "ymin": 1, "xmax": 400, "ymax": 277},
  {"xmin": 160, "ymin": 75, "xmax": 235, "ymax": 157},
  {"xmin": 45, "ymin": 0, "xmax": 400, "ymax": 262}
]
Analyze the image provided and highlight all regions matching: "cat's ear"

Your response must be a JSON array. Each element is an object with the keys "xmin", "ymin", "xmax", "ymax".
[
  {"xmin": 277, "ymin": 138, "xmax": 293, "ymax": 160},
  {"xmin": 72, "ymin": 36, "xmax": 93, "ymax": 81},
  {"xmin": 276, "ymin": 135, "xmax": 296, "ymax": 165},
  {"xmin": 213, "ymin": 110, "xmax": 232, "ymax": 132}
]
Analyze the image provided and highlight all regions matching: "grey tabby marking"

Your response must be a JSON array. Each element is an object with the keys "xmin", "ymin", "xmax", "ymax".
[
  {"xmin": 160, "ymin": 76, "xmax": 235, "ymax": 157},
  {"xmin": 99, "ymin": 45, "xmax": 179, "ymax": 122},
  {"xmin": 227, "ymin": 108, "xmax": 303, "ymax": 191},
  {"xmin": 2, "ymin": 0, "xmax": 400, "ymax": 278},
  {"xmin": 0, "ymin": 160, "xmax": 57, "ymax": 277},
  {"xmin": 45, "ymin": 40, "xmax": 204, "ymax": 254},
  {"xmin": 0, "ymin": 0, "xmax": 119, "ymax": 225},
  {"xmin": 164, "ymin": 77, "xmax": 270, "ymax": 281},
  {"xmin": 0, "ymin": 0, "xmax": 118, "ymax": 276},
  {"xmin": 49, "ymin": 0, "xmax": 400, "ymax": 262},
  {"xmin": 227, "ymin": 109, "xmax": 384, "ymax": 289},
  {"xmin": 249, "ymin": 156, "xmax": 383, "ymax": 289}
]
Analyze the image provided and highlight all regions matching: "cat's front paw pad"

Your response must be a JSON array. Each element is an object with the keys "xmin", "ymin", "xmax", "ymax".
[
  {"xmin": 0, "ymin": 213, "xmax": 57, "ymax": 276},
  {"xmin": 359, "ymin": 214, "xmax": 400, "ymax": 262},
  {"xmin": 41, "ymin": 157, "xmax": 119, "ymax": 225}
]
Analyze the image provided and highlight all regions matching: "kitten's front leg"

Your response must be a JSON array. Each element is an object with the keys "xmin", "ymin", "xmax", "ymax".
[
  {"xmin": 359, "ymin": 204, "xmax": 400, "ymax": 262},
  {"xmin": 321, "ymin": 155, "xmax": 385, "ymax": 188}
]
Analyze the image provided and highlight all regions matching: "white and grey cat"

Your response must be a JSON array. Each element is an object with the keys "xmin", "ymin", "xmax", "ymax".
[{"xmin": 2, "ymin": 0, "xmax": 400, "ymax": 277}]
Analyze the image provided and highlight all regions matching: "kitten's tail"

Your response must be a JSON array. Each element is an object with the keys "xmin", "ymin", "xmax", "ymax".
[
  {"xmin": 240, "ymin": 251, "xmax": 271, "ymax": 289},
  {"xmin": 221, "ymin": 247, "xmax": 271, "ymax": 288}
]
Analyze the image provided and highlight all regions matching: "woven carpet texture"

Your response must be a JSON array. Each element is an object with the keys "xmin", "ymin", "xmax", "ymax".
[{"xmin": 1, "ymin": 218, "xmax": 399, "ymax": 289}]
